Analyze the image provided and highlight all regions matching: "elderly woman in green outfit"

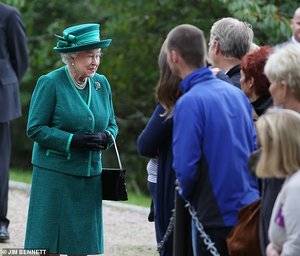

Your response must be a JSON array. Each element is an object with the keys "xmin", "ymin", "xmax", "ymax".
[{"xmin": 24, "ymin": 23, "xmax": 118, "ymax": 255}]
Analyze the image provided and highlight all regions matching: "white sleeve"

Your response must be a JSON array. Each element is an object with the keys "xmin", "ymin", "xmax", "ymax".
[{"xmin": 281, "ymin": 184, "xmax": 300, "ymax": 256}]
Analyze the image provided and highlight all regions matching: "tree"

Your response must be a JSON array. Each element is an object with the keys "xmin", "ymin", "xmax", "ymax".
[
  {"xmin": 3, "ymin": 0, "xmax": 296, "ymax": 193},
  {"xmin": 222, "ymin": 0, "xmax": 296, "ymax": 45}
]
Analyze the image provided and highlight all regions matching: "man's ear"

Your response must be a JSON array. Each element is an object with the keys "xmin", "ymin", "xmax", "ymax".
[
  {"xmin": 170, "ymin": 50, "xmax": 179, "ymax": 63},
  {"xmin": 248, "ymin": 77, "xmax": 254, "ymax": 89},
  {"xmin": 214, "ymin": 40, "xmax": 221, "ymax": 55},
  {"xmin": 281, "ymin": 81, "xmax": 289, "ymax": 99}
]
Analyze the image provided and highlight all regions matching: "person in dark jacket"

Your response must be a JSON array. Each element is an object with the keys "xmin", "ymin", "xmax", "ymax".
[
  {"xmin": 166, "ymin": 24, "xmax": 259, "ymax": 256},
  {"xmin": 0, "ymin": 3, "xmax": 28, "ymax": 242},
  {"xmin": 137, "ymin": 40, "xmax": 182, "ymax": 256},
  {"xmin": 240, "ymin": 45, "xmax": 274, "ymax": 255},
  {"xmin": 137, "ymin": 39, "xmax": 233, "ymax": 255},
  {"xmin": 208, "ymin": 17, "xmax": 253, "ymax": 88},
  {"xmin": 240, "ymin": 46, "xmax": 273, "ymax": 119}
]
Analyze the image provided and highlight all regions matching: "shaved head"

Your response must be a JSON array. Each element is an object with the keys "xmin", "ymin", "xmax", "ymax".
[{"xmin": 291, "ymin": 7, "xmax": 300, "ymax": 42}]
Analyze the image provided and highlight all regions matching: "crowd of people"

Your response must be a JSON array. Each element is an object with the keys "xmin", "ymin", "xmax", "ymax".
[
  {"xmin": 1, "ymin": 1, "xmax": 300, "ymax": 255},
  {"xmin": 138, "ymin": 6, "xmax": 300, "ymax": 256}
]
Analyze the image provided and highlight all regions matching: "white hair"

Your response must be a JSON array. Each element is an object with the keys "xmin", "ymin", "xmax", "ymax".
[
  {"xmin": 264, "ymin": 43, "xmax": 300, "ymax": 101},
  {"xmin": 210, "ymin": 17, "xmax": 253, "ymax": 59},
  {"xmin": 60, "ymin": 52, "xmax": 78, "ymax": 65}
]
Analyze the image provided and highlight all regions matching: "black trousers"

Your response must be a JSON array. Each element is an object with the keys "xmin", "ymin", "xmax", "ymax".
[
  {"xmin": 0, "ymin": 122, "xmax": 11, "ymax": 227},
  {"xmin": 191, "ymin": 221, "xmax": 232, "ymax": 256},
  {"xmin": 173, "ymin": 192, "xmax": 193, "ymax": 256},
  {"xmin": 259, "ymin": 178, "xmax": 284, "ymax": 256}
]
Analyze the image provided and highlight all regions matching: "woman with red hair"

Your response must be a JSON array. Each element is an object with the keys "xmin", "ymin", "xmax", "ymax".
[
  {"xmin": 240, "ymin": 46, "xmax": 273, "ymax": 118},
  {"xmin": 241, "ymin": 46, "xmax": 274, "ymax": 256}
]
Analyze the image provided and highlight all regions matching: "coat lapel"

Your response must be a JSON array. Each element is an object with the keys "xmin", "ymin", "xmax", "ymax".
[{"xmin": 64, "ymin": 66, "xmax": 95, "ymax": 130}]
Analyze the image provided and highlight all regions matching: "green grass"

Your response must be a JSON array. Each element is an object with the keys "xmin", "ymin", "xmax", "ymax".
[
  {"xmin": 126, "ymin": 191, "xmax": 151, "ymax": 208},
  {"xmin": 9, "ymin": 168, "xmax": 151, "ymax": 208},
  {"xmin": 10, "ymin": 168, "xmax": 32, "ymax": 184}
]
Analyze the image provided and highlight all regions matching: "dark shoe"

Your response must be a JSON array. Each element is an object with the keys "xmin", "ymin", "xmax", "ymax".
[{"xmin": 0, "ymin": 224, "xmax": 9, "ymax": 242}]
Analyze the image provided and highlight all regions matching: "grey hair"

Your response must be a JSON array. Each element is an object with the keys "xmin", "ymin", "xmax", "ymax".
[
  {"xmin": 210, "ymin": 17, "xmax": 253, "ymax": 59},
  {"xmin": 60, "ymin": 52, "xmax": 78, "ymax": 65},
  {"xmin": 264, "ymin": 43, "xmax": 300, "ymax": 101}
]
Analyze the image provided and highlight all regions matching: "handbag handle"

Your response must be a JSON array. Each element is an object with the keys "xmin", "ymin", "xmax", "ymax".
[{"xmin": 105, "ymin": 131, "xmax": 123, "ymax": 170}]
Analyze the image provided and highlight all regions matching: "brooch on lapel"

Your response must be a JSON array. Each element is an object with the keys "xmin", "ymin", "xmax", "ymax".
[{"xmin": 95, "ymin": 82, "xmax": 101, "ymax": 91}]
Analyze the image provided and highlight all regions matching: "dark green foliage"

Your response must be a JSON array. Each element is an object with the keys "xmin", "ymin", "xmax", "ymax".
[
  {"xmin": 222, "ymin": 0, "xmax": 295, "ymax": 45},
  {"xmin": 5, "ymin": 0, "xmax": 295, "ymax": 193}
]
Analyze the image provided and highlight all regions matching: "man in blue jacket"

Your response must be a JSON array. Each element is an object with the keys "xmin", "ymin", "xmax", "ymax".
[
  {"xmin": 166, "ymin": 24, "xmax": 259, "ymax": 255},
  {"xmin": 0, "ymin": 3, "xmax": 28, "ymax": 242}
]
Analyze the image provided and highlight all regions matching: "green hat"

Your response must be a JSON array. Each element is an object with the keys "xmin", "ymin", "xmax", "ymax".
[{"xmin": 53, "ymin": 23, "xmax": 111, "ymax": 53}]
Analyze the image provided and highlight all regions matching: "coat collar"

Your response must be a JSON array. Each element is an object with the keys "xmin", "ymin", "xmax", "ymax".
[
  {"xmin": 226, "ymin": 64, "xmax": 240, "ymax": 78},
  {"xmin": 179, "ymin": 67, "xmax": 214, "ymax": 93}
]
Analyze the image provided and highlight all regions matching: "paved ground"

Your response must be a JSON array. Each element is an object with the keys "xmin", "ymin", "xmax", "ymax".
[{"xmin": 0, "ymin": 185, "xmax": 157, "ymax": 255}]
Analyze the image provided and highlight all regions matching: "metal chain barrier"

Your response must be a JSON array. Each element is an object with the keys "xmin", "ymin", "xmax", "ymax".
[
  {"xmin": 184, "ymin": 200, "xmax": 220, "ymax": 256},
  {"xmin": 156, "ymin": 185, "xmax": 220, "ymax": 256},
  {"xmin": 157, "ymin": 208, "xmax": 175, "ymax": 253},
  {"xmin": 176, "ymin": 184, "xmax": 220, "ymax": 256}
]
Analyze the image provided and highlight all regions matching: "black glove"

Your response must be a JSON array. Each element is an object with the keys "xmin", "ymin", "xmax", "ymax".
[
  {"xmin": 95, "ymin": 131, "xmax": 109, "ymax": 150},
  {"xmin": 71, "ymin": 133, "xmax": 103, "ymax": 151}
]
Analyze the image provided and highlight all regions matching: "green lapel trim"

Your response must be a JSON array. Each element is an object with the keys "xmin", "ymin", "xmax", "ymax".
[
  {"xmin": 64, "ymin": 66, "xmax": 95, "ymax": 176},
  {"xmin": 87, "ymin": 78, "xmax": 94, "ymax": 177},
  {"xmin": 66, "ymin": 134, "xmax": 74, "ymax": 153},
  {"xmin": 87, "ymin": 77, "xmax": 92, "ymax": 107}
]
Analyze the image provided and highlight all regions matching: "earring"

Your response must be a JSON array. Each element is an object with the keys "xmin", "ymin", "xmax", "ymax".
[{"xmin": 71, "ymin": 62, "xmax": 75, "ymax": 66}]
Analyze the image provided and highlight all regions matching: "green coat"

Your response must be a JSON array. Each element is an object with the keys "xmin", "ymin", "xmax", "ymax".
[{"xmin": 25, "ymin": 66, "xmax": 118, "ymax": 254}]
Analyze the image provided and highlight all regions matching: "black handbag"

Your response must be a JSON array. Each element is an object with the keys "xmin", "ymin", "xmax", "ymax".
[{"xmin": 101, "ymin": 133, "xmax": 128, "ymax": 201}]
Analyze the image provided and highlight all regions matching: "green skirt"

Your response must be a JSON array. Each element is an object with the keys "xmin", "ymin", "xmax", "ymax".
[{"xmin": 24, "ymin": 166, "xmax": 103, "ymax": 254}]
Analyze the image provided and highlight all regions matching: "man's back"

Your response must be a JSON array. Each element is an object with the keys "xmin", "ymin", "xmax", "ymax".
[
  {"xmin": 173, "ymin": 67, "xmax": 259, "ymax": 227},
  {"xmin": 0, "ymin": 3, "xmax": 28, "ymax": 122},
  {"xmin": 0, "ymin": 3, "xmax": 28, "ymax": 242}
]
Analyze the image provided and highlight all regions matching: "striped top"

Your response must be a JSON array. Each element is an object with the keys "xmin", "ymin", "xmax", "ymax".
[{"xmin": 147, "ymin": 158, "xmax": 158, "ymax": 183}]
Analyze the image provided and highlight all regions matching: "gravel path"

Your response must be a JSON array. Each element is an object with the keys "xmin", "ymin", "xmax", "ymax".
[{"xmin": 0, "ymin": 184, "xmax": 157, "ymax": 256}]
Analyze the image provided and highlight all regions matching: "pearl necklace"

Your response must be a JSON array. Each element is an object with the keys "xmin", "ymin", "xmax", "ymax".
[
  {"xmin": 67, "ymin": 67, "xmax": 88, "ymax": 90},
  {"xmin": 73, "ymin": 78, "xmax": 87, "ymax": 90}
]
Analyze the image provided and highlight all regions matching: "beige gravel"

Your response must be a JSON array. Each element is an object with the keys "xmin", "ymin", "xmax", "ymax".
[{"xmin": 0, "ymin": 188, "xmax": 157, "ymax": 256}]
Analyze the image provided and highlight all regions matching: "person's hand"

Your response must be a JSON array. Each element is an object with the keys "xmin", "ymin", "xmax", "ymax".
[
  {"xmin": 94, "ymin": 132, "xmax": 109, "ymax": 150},
  {"xmin": 266, "ymin": 243, "xmax": 280, "ymax": 256},
  {"xmin": 71, "ymin": 133, "xmax": 103, "ymax": 151}
]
